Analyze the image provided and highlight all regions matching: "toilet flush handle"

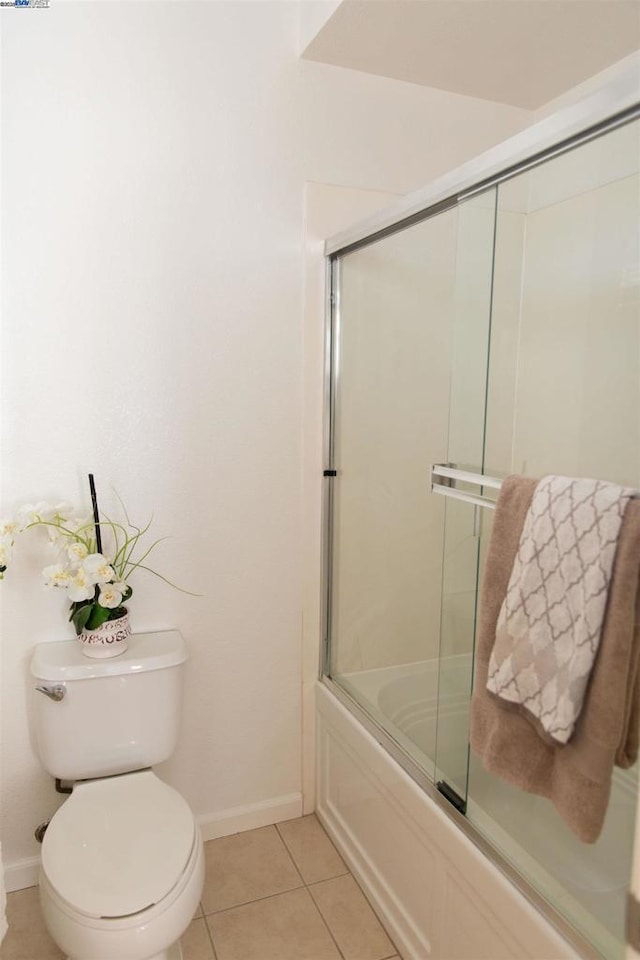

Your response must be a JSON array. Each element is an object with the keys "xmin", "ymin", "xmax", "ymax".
[{"xmin": 35, "ymin": 684, "xmax": 66, "ymax": 702}]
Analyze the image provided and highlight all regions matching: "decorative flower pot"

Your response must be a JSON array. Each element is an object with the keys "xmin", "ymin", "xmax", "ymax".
[{"xmin": 78, "ymin": 610, "xmax": 131, "ymax": 659}]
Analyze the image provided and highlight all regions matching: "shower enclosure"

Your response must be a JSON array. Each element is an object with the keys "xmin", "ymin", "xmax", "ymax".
[{"xmin": 321, "ymin": 103, "xmax": 640, "ymax": 959}]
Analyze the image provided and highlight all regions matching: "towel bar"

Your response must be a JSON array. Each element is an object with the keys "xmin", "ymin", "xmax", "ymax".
[
  {"xmin": 430, "ymin": 465, "xmax": 639, "ymax": 510},
  {"xmin": 430, "ymin": 464, "xmax": 503, "ymax": 510}
]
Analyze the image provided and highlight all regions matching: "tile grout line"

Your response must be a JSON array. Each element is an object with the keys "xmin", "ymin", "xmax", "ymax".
[
  {"xmin": 305, "ymin": 879, "xmax": 399, "ymax": 960},
  {"xmin": 194, "ymin": 897, "xmax": 218, "ymax": 958},
  {"xmin": 275, "ymin": 817, "xmax": 400, "ymax": 959},
  {"xmin": 303, "ymin": 865, "xmax": 401, "ymax": 960},
  {"xmin": 275, "ymin": 817, "xmax": 351, "ymax": 887},
  {"xmin": 273, "ymin": 821, "xmax": 307, "ymax": 887},
  {"xmin": 194, "ymin": 900, "xmax": 217, "ymax": 960},
  {"xmin": 301, "ymin": 885, "xmax": 348, "ymax": 960},
  {"xmin": 201, "ymin": 880, "xmax": 306, "ymax": 918},
  {"xmin": 202, "ymin": 882, "xmax": 348, "ymax": 960},
  {"xmin": 201, "ymin": 913, "xmax": 218, "ymax": 960},
  {"xmin": 201, "ymin": 822, "xmax": 306, "ymax": 918},
  {"xmin": 274, "ymin": 818, "xmax": 353, "ymax": 959},
  {"xmin": 304, "ymin": 869, "xmax": 358, "ymax": 886}
]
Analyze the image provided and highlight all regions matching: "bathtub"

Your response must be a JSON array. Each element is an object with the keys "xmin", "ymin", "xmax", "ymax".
[{"xmin": 316, "ymin": 661, "xmax": 635, "ymax": 959}]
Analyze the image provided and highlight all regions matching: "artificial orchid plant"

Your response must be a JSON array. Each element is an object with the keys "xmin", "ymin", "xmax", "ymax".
[{"xmin": 0, "ymin": 475, "xmax": 184, "ymax": 634}]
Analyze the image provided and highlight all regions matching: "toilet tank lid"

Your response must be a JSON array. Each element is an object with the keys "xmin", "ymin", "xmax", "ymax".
[{"xmin": 30, "ymin": 630, "xmax": 187, "ymax": 682}]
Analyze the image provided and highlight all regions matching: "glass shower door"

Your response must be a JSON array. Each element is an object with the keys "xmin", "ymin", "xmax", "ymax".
[
  {"xmin": 433, "ymin": 188, "xmax": 498, "ymax": 812},
  {"xmin": 326, "ymin": 206, "xmax": 460, "ymax": 781},
  {"xmin": 463, "ymin": 115, "xmax": 640, "ymax": 960},
  {"xmin": 324, "ymin": 108, "xmax": 640, "ymax": 960}
]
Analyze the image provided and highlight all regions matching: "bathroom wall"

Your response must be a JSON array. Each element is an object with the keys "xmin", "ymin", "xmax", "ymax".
[
  {"xmin": 531, "ymin": 50, "xmax": 640, "ymax": 122},
  {"xmin": 298, "ymin": 0, "xmax": 342, "ymax": 54},
  {"xmin": 0, "ymin": 0, "xmax": 530, "ymax": 885}
]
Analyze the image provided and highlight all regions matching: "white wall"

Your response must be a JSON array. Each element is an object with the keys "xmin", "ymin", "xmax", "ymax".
[
  {"xmin": 298, "ymin": 0, "xmax": 342, "ymax": 55},
  {"xmin": 0, "ymin": 0, "xmax": 530, "ymax": 885},
  {"xmin": 532, "ymin": 50, "xmax": 640, "ymax": 122}
]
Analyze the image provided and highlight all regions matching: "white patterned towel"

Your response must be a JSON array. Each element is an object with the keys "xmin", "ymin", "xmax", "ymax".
[{"xmin": 486, "ymin": 475, "xmax": 634, "ymax": 744}]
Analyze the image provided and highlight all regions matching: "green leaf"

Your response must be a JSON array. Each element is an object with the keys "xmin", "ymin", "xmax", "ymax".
[
  {"xmin": 69, "ymin": 599, "xmax": 90, "ymax": 622},
  {"xmin": 86, "ymin": 604, "xmax": 111, "ymax": 631},
  {"xmin": 122, "ymin": 585, "xmax": 133, "ymax": 602},
  {"xmin": 71, "ymin": 604, "xmax": 94, "ymax": 636}
]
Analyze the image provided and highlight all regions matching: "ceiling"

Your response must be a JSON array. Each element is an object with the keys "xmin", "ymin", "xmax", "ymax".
[{"xmin": 301, "ymin": 0, "xmax": 640, "ymax": 109}]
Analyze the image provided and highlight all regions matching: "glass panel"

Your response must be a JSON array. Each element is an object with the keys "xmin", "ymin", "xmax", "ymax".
[
  {"xmin": 326, "ymin": 113, "xmax": 639, "ymax": 960},
  {"xmin": 434, "ymin": 189, "xmax": 497, "ymax": 808},
  {"xmin": 467, "ymin": 117, "xmax": 640, "ymax": 958},
  {"xmin": 328, "ymin": 208, "xmax": 459, "ymax": 780}
]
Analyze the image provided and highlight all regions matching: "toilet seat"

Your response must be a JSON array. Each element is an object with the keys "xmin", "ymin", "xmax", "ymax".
[{"xmin": 41, "ymin": 770, "xmax": 196, "ymax": 919}]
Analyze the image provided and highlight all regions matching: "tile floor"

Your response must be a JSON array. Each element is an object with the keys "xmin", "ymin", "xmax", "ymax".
[{"xmin": 1, "ymin": 814, "xmax": 400, "ymax": 960}]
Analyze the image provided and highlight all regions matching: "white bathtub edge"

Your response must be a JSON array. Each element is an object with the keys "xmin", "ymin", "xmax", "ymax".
[
  {"xmin": 316, "ymin": 680, "xmax": 581, "ymax": 960},
  {"xmin": 316, "ymin": 800, "xmax": 430, "ymax": 959}
]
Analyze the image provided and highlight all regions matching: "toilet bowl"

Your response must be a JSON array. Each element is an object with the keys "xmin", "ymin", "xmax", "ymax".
[
  {"xmin": 31, "ymin": 631, "xmax": 204, "ymax": 960},
  {"xmin": 39, "ymin": 770, "xmax": 204, "ymax": 960}
]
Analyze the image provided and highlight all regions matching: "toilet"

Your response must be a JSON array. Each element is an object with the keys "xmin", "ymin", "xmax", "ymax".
[{"xmin": 30, "ymin": 630, "xmax": 204, "ymax": 960}]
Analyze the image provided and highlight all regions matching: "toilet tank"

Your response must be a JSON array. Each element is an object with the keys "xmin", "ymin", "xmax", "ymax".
[{"xmin": 30, "ymin": 630, "xmax": 187, "ymax": 781}]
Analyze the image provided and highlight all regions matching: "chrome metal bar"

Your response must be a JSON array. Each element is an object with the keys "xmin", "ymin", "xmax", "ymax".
[
  {"xmin": 320, "ymin": 257, "xmax": 341, "ymax": 678},
  {"xmin": 431, "ymin": 464, "xmax": 503, "ymax": 490},
  {"xmin": 431, "ymin": 463, "xmax": 503, "ymax": 510},
  {"xmin": 431, "ymin": 466, "xmax": 639, "ymax": 510},
  {"xmin": 460, "ymin": 102, "xmax": 640, "ymax": 203},
  {"xmin": 432, "ymin": 485, "xmax": 497, "ymax": 511}
]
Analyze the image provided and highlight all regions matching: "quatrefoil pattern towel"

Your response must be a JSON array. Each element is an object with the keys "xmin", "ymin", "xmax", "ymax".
[{"xmin": 486, "ymin": 475, "xmax": 634, "ymax": 744}]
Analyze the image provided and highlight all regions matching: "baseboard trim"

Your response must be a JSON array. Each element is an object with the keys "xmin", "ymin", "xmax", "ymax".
[
  {"xmin": 198, "ymin": 792, "xmax": 303, "ymax": 842},
  {"xmin": 4, "ymin": 856, "xmax": 40, "ymax": 893}
]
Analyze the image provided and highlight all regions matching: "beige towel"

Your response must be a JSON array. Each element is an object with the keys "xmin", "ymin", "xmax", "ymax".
[
  {"xmin": 0, "ymin": 842, "xmax": 5, "ymax": 945},
  {"xmin": 470, "ymin": 475, "xmax": 640, "ymax": 843}
]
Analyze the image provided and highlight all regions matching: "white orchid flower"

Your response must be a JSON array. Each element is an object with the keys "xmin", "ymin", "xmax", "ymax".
[
  {"xmin": 67, "ymin": 566, "xmax": 95, "ymax": 602},
  {"xmin": 16, "ymin": 501, "xmax": 73, "ymax": 534},
  {"xmin": 0, "ymin": 529, "xmax": 16, "ymax": 577},
  {"xmin": 111, "ymin": 580, "xmax": 129, "ymax": 595},
  {"xmin": 66, "ymin": 514, "xmax": 92, "ymax": 536},
  {"xmin": 67, "ymin": 541, "xmax": 88, "ymax": 564},
  {"xmin": 47, "ymin": 523, "xmax": 70, "ymax": 544},
  {"xmin": 50, "ymin": 502, "xmax": 73, "ymax": 521},
  {"xmin": 45, "ymin": 503, "xmax": 75, "ymax": 542},
  {"xmin": 83, "ymin": 553, "xmax": 115, "ymax": 585},
  {"xmin": 17, "ymin": 502, "xmax": 52, "ymax": 531},
  {"xmin": 98, "ymin": 584, "xmax": 124, "ymax": 609},
  {"xmin": 42, "ymin": 564, "xmax": 72, "ymax": 589},
  {"xmin": 0, "ymin": 540, "xmax": 13, "ymax": 568},
  {"xmin": 0, "ymin": 520, "xmax": 18, "ymax": 540}
]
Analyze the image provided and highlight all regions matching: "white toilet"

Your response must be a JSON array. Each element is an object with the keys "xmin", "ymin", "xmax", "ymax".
[{"xmin": 30, "ymin": 630, "xmax": 205, "ymax": 960}]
